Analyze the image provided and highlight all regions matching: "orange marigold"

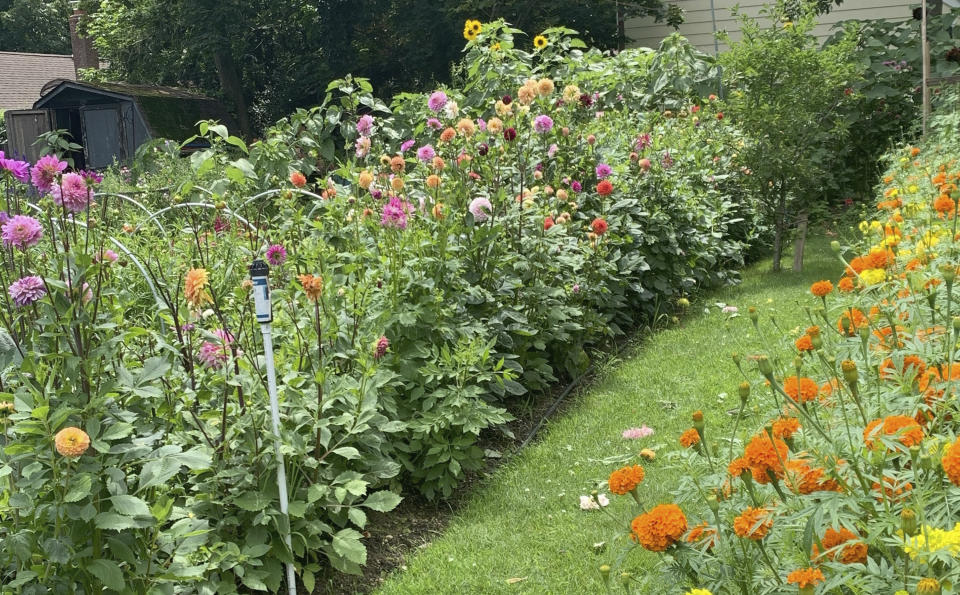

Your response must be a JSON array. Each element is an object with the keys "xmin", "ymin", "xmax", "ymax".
[
  {"xmin": 54, "ymin": 426, "xmax": 90, "ymax": 458},
  {"xmin": 838, "ymin": 277, "xmax": 856, "ymax": 293},
  {"xmin": 772, "ymin": 417, "xmax": 800, "ymax": 439},
  {"xmin": 810, "ymin": 280, "xmax": 833, "ymax": 297},
  {"xmin": 184, "ymin": 268, "xmax": 212, "ymax": 309},
  {"xmin": 744, "ymin": 433, "xmax": 789, "ymax": 482},
  {"xmin": 733, "ymin": 507, "xmax": 773, "ymax": 540},
  {"xmin": 680, "ymin": 428, "xmax": 701, "ymax": 448},
  {"xmin": 837, "ymin": 308, "xmax": 868, "ymax": 336},
  {"xmin": 783, "ymin": 376, "xmax": 819, "ymax": 403},
  {"xmin": 795, "ymin": 335, "xmax": 814, "ymax": 353},
  {"xmin": 297, "ymin": 274, "xmax": 324, "ymax": 301},
  {"xmin": 934, "ymin": 194, "xmax": 956, "ymax": 215},
  {"xmin": 871, "ymin": 475, "xmax": 913, "ymax": 502},
  {"xmin": 686, "ymin": 522, "xmax": 718, "ymax": 549},
  {"xmin": 608, "ymin": 464, "xmax": 645, "ymax": 495},
  {"xmin": 786, "ymin": 567, "xmax": 824, "ymax": 589},
  {"xmin": 728, "ymin": 457, "xmax": 750, "ymax": 478},
  {"xmin": 942, "ymin": 437, "xmax": 960, "ymax": 486},
  {"xmin": 814, "ymin": 527, "xmax": 867, "ymax": 564},
  {"xmin": 879, "ymin": 355, "xmax": 927, "ymax": 381},
  {"xmin": 630, "ymin": 503, "xmax": 687, "ymax": 551},
  {"xmin": 783, "ymin": 459, "xmax": 829, "ymax": 495},
  {"xmin": 863, "ymin": 415, "xmax": 923, "ymax": 449}
]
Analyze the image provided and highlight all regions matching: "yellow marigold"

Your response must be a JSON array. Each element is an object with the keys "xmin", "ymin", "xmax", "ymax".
[
  {"xmin": 608, "ymin": 464, "xmax": 645, "ymax": 495},
  {"xmin": 916, "ymin": 578, "xmax": 941, "ymax": 595},
  {"xmin": 533, "ymin": 34, "xmax": 548, "ymax": 49},
  {"xmin": 55, "ymin": 426, "xmax": 90, "ymax": 458},
  {"xmin": 786, "ymin": 567, "xmax": 824, "ymax": 589},
  {"xmin": 685, "ymin": 590, "xmax": 712, "ymax": 595},
  {"xmin": 942, "ymin": 437, "xmax": 960, "ymax": 486},
  {"xmin": 783, "ymin": 376, "xmax": 818, "ymax": 403},
  {"xmin": 630, "ymin": 503, "xmax": 687, "ymax": 551},
  {"xmin": 733, "ymin": 507, "xmax": 772, "ymax": 540},
  {"xmin": 810, "ymin": 280, "xmax": 833, "ymax": 297},
  {"xmin": 861, "ymin": 268, "xmax": 886, "ymax": 285},
  {"xmin": 679, "ymin": 427, "xmax": 700, "ymax": 448},
  {"xmin": 184, "ymin": 268, "xmax": 212, "ymax": 309},
  {"xmin": 298, "ymin": 274, "xmax": 323, "ymax": 301}
]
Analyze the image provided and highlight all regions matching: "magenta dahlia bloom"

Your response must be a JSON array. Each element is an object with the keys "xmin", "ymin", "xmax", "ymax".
[
  {"xmin": 30, "ymin": 155, "xmax": 68, "ymax": 194},
  {"xmin": 533, "ymin": 115, "xmax": 554, "ymax": 134},
  {"xmin": 97, "ymin": 249, "xmax": 119, "ymax": 263},
  {"xmin": 595, "ymin": 163, "xmax": 612, "ymax": 179},
  {"xmin": 213, "ymin": 216, "xmax": 230, "ymax": 234},
  {"xmin": 426, "ymin": 118, "xmax": 442, "ymax": 130},
  {"xmin": 1, "ymin": 215, "xmax": 43, "ymax": 250},
  {"xmin": 427, "ymin": 91, "xmax": 448, "ymax": 112},
  {"xmin": 0, "ymin": 155, "xmax": 30, "ymax": 184},
  {"xmin": 266, "ymin": 244, "xmax": 287, "ymax": 266},
  {"xmin": 373, "ymin": 335, "xmax": 389, "ymax": 360},
  {"xmin": 468, "ymin": 197, "xmax": 492, "ymax": 222},
  {"xmin": 198, "ymin": 329, "xmax": 234, "ymax": 369},
  {"xmin": 570, "ymin": 180, "xmax": 582, "ymax": 193},
  {"xmin": 356, "ymin": 114, "xmax": 374, "ymax": 137},
  {"xmin": 400, "ymin": 139, "xmax": 415, "ymax": 153},
  {"xmin": 9, "ymin": 275, "xmax": 46, "ymax": 306},
  {"xmin": 416, "ymin": 144, "xmax": 436, "ymax": 162},
  {"xmin": 381, "ymin": 197, "xmax": 411, "ymax": 230},
  {"xmin": 51, "ymin": 172, "xmax": 91, "ymax": 213}
]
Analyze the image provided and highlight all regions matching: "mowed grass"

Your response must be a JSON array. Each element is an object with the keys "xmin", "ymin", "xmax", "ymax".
[{"xmin": 375, "ymin": 238, "xmax": 838, "ymax": 595}]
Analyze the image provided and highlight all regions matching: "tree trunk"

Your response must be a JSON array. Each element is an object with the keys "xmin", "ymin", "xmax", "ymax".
[
  {"xmin": 772, "ymin": 218, "xmax": 783, "ymax": 272},
  {"xmin": 213, "ymin": 49, "xmax": 252, "ymax": 138},
  {"xmin": 792, "ymin": 212, "xmax": 808, "ymax": 272}
]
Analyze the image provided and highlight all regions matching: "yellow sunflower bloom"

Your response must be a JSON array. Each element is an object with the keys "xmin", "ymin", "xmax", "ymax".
[{"xmin": 533, "ymin": 35, "xmax": 548, "ymax": 49}]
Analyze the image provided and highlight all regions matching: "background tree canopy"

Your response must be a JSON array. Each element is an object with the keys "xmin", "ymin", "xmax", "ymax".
[
  {"xmin": 32, "ymin": 0, "xmax": 668, "ymax": 135},
  {"xmin": 0, "ymin": 0, "xmax": 70, "ymax": 54}
]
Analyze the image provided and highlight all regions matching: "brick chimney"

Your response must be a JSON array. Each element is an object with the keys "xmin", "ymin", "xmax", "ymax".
[{"xmin": 69, "ymin": 9, "xmax": 99, "ymax": 76}]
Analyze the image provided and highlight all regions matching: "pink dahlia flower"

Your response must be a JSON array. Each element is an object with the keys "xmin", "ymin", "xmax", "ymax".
[
  {"xmin": 9, "ymin": 275, "xmax": 46, "ymax": 306},
  {"xmin": 1, "ymin": 215, "xmax": 43, "ymax": 250},
  {"xmin": 51, "ymin": 172, "xmax": 91, "ymax": 213}
]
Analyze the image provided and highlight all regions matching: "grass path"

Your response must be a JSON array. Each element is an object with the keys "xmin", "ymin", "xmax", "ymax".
[{"xmin": 375, "ymin": 239, "xmax": 837, "ymax": 595}]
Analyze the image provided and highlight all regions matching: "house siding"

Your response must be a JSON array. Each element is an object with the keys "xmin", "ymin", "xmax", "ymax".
[{"xmin": 625, "ymin": 0, "xmax": 915, "ymax": 54}]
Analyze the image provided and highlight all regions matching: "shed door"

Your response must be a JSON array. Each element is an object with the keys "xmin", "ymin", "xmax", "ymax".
[
  {"xmin": 4, "ymin": 110, "xmax": 53, "ymax": 164},
  {"xmin": 81, "ymin": 105, "xmax": 126, "ymax": 169}
]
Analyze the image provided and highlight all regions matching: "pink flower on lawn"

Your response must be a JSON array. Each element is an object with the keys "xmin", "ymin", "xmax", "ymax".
[
  {"xmin": 51, "ymin": 172, "xmax": 91, "ymax": 213},
  {"xmin": 579, "ymin": 494, "xmax": 610, "ymax": 510},
  {"xmin": 1, "ymin": 215, "xmax": 43, "ymax": 250},
  {"xmin": 30, "ymin": 154, "xmax": 67, "ymax": 194},
  {"xmin": 622, "ymin": 425, "xmax": 654, "ymax": 439},
  {"xmin": 9, "ymin": 275, "xmax": 46, "ymax": 306}
]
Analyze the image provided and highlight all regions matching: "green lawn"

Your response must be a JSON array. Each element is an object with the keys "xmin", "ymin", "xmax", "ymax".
[{"xmin": 375, "ymin": 239, "xmax": 838, "ymax": 595}]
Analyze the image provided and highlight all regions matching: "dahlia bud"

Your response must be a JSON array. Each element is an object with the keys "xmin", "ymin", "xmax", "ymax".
[
  {"xmin": 629, "ymin": 151, "xmax": 639, "ymax": 161},
  {"xmin": 587, "ymin": 134, "xmax": 596, "ymax": 145},
  {"xmin": 841, "ymin": 360, "xmax": 858, "ymax": 385},
  {"xmin": 738, "ymin": 381, "xmax": 750, "ymax": 405},
  {"xmin": 373, "ymin": 335, "xmax": 389, "ymax": 360},
  {"xmin": 561, "ymin": 127, "xmax": 570, "ymax": 136}
]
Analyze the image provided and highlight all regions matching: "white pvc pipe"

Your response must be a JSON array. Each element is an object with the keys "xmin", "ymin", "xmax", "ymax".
[{"xmin": 259, "ymin": 322, "xmax": 298, "ymax": 595}]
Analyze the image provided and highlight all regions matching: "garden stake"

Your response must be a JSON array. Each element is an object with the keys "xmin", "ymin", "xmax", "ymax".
[{"xmin": 250, "ymin": 259, "xmax": 298, "ymax": 595}]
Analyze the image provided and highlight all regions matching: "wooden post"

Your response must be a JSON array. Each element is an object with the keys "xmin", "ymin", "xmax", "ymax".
[
  {"xmin": 922, "ymin": 0, "xmax": 931, "ymax": 136},
  {"xmin": 792, "ymin": 213, "xmax": 808, "ymax": 273}
]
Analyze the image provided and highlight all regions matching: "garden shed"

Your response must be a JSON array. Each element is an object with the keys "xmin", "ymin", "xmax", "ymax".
[{"xmin": 4, "ymin": 80, "xmax": 235, "ymax": 169}]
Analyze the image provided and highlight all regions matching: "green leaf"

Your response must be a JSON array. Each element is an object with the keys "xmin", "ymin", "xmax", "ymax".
[
  {"xmin": 63, "ymin": 474, "xmax": 92, "ymax": 503},
  {"xmin": 331, "ymin": 529, "xmax": 367, "ymax": 565},
  {"xmin": 361, "ymin": 491, "xmax": 402, "ymax": 512},
  {"xmin": 332, "ymin": 447, "xmax": 360, "ymax": 460},
  {"xmin": 110, "ymin": 495, "xmax": 151, "ymax": 518},
  {"xmin": 100, "ymin": 422, "xmax": 134, "ymax": 442},
  {"xmin": 95, "ymin": 512, "xmax": 141, "ymax": 531},
  {"xmin": 234, "ymin": 491, "xmax": 271, "ymax": 512},
  {"xmin": 88, "ymin": 559, "xmax": 125, "ymax": 591},
  {"xmin": 344, "ymin": 479, "xmax": 367, "ymax": 496}
]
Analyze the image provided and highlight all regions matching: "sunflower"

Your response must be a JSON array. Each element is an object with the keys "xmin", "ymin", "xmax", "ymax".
[
  {"xmin": 533, "ymin": 34, "xmax": 548, "ymax": 50},
  {"xmin": 463, "ymin": 19, "xmax": 482, "ymax": 41}
]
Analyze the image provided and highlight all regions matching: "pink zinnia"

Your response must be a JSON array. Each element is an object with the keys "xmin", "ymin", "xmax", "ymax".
[
  {"xmin": 198, "ymin": 329, "xmax": 234, "ymax": 369},
  {"xmin": 9, "ymin": 275, "xmax": 46, "ymax": 306},
  {"xmin": 51, "ymin": 172, "xmax": 91, "ymax": 213},
  {"xmin": 266, "ymin": 244, "xmax": 287, "ymax": 266},
  {"xmin": 428, "ymin": 91, "xmax": 448, "ymax": 112},
  {"xmin": 1, "ymin": 215, "xmax": 43, "ymax": 250},
  {"xmin": 30, "ymin": 155, "xmax": 67, "ymax": 194},
  {"xmin": 622, "ymin": 425, "xmax": 654, "ymax": 439},
  {"xmin": 468, "ymin": 197, "xmax": 492, "ymax": 222}
]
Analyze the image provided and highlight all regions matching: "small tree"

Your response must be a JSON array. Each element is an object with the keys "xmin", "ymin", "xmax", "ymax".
[{"xmin": 718, "ymin": 1, "xmax": 860, "ymax": 271}]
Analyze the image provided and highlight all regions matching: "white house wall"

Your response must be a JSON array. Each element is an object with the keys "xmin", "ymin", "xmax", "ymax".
[{"xmin": 625, "ymin": 0, "xmax": 914, "ymax": 54}]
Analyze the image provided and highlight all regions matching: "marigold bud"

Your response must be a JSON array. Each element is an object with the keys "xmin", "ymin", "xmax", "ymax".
[
  {"xmin": 953, "ymin": 316, "xmax": 960, "ymax": 332},
  {"xmin": 732, "ymin": 352, "xmax": 741, "ymax": 365},
  {"xmin": 738, "ymin": 381, "xmax": 750, "ymax": 404},
  {"xmin": 841, "ymin": 360, "xmax": 858, "ymax": 384},
  {"xmin": 749, "ymin": 306, "xmax": 758, "ymax": 324},
  {"xmin": 757, "ymin": 355, "xmax": 773, "ymax": 378},
  {"xmin": 916, "ymin": 577, "xmax": 941, "ymax": 595},
  {"xmin": 901, "ymin": 508, "xmax": 918, "ymax": 536},
  {"xmin": 830, "ymin": 240, "xmax": 842, "ymax": 253},
  {"xmin": 941, "ymin": 264, "xmax": 956, "ymax": 285},
  {"xmin": 810, "ymin": 333, "xmax": 823, "ymax": 350},
  {"xmin": 599, "ymin": 565, "xmax": 611, "ymax": 583},
  {"xmin": 619, "ymin": 572, "xmax": 632, "ymax": 587}
]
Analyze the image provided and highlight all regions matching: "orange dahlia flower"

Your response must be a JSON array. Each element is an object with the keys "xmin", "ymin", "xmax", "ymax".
[
  {"xmin": 55, "ymin": 426, "xmax": 90, "ymax": 458},
  {"xmin": 297, "ymin": 274, "xmax": 324, "ymax": 301},
  {"xmin": 184, "ymin": 268, "xmax": 212, "ymax": 309}
]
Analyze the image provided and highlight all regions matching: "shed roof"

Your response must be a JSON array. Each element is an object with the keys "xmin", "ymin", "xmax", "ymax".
[
  {"xmin": 35, "ymin": 80, "xmax": 238, "ymax": 141},
  {"xmin": 0, "ymin": 51, "xmax": 77, "ymax": 110}
]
